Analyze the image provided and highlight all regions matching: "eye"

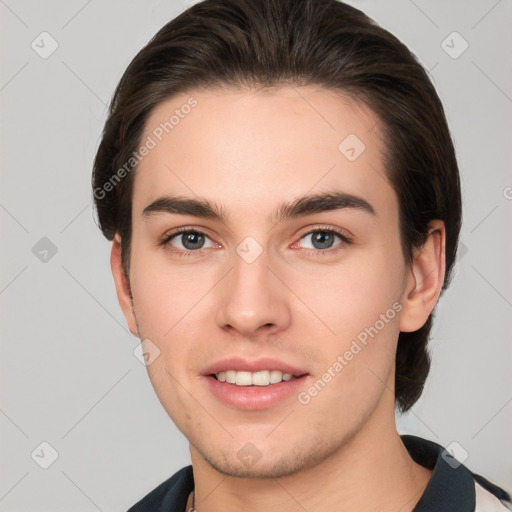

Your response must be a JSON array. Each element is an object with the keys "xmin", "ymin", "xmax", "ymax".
[
  {"xmin": 296, "ymin": 228, "xmax": 351, "ymax": 252},
  {"xmin": 162, "ymin": 229, "xmax": 215, "ymax": 253}
]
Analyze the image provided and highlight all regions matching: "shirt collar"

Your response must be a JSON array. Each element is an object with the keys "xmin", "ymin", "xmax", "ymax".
[{"xmin": 402, "ymin": 434, "xmax": 476, "ymax": 512}]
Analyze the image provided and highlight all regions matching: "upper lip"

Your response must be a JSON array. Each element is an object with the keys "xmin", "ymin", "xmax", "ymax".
[{"xmin": 202, "ymin": 357, "xmax": 308, "ymax": 377}]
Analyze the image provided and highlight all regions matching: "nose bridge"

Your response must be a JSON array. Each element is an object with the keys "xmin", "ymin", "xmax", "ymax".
[{"xmin": 216, "ymin": 238, "xmax": 290, "ymax": 335}]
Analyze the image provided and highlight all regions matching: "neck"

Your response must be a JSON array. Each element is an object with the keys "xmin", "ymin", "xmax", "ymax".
[{"xmin": 189, "ymin": 398, "xmax": 431, "ymax": 512}]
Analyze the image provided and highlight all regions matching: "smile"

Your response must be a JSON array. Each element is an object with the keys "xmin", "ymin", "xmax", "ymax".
[{"xmin": 202, "ymin": 357, "xmax": 310, "ymax": 410}]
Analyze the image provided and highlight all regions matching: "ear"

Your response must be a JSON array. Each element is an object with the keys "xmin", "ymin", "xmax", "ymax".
[
  {"xmin": 399, "ymin": 220, "xmax": 446, "ymax": 332},
  {"xmin": 111, "ymin": 234, "xmax": 140, "ymax": 337}
]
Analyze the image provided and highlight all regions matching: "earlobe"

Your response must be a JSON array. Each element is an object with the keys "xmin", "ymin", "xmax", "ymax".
[
  {"xmin": 399, "ymin": 220, "xmax": 446, "ymax": 333},
  {"xmin": 110, "ymin": 234, "xmax": 140, "ymax": 337}
]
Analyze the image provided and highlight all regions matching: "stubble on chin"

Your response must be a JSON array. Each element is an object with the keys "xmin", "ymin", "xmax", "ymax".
[{"xmin": 190, "ymin": 429, "xmax": 354, "ymax": 480}]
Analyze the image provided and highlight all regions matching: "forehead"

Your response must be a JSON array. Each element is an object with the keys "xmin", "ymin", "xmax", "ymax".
[{"xmin": 133, "ymin": 85, "xmax": 394, "ymax": 220}]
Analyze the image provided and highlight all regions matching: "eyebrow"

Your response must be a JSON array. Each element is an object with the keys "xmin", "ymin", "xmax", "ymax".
[{"xmin": 142, "ymin": 191, "xmax": 376, "ymax": 223}]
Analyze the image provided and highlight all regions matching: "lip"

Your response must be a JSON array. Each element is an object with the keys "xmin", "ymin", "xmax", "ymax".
[
  {"xmin": 204, "ymin": 374, "xmax": 309, "ymax": 410},
  {"xmin": 202, "ymin": 357, "xmax": 307, "ymax": 376},
  {"xmin": 201, "ymin": 357, "xmax": 310, "ymax": 411}
]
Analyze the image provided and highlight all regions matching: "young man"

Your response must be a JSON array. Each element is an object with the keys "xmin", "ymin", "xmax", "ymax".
[{"xmin": 92, "ymin": 0, "xmax": 511, "ymax": 510}]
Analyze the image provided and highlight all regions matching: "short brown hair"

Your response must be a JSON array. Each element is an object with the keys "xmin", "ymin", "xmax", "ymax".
[{"xmin": 92, "ymin": 0, "xmax": 462, "ymax": 412}]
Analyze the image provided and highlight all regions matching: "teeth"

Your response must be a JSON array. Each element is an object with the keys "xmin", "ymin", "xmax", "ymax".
[
  {"xmin": 269, "ymin": 370, "xmax": 283, "ymax": 384},
  {"xmin": 225, "ymin": 370, "xmax": 236, "ymax": 384},
  {"xmin": 235, "ymin": 371, "xmax": 253, "ymax": 386},
  {"xmin": 252, "ymin": 371, "xmax": 270, "ymax": 386},
  {"xmin": 215, "ymin": 370, "xmax": 297, "ymax": 386}
]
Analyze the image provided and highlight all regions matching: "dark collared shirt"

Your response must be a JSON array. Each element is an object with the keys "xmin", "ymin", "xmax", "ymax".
[{"xmin": 127, "ymin": 435, "xmax": 511, "ymax": 511}]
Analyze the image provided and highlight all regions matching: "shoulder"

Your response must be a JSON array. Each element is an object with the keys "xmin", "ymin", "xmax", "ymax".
[{"xmin": 127, "ymin": 465, "xmax": 194, "ymax": 512}]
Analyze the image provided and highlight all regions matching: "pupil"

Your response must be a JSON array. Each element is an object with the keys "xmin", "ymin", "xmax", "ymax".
[
  {"xmin": 313, "ymin": 232, "xmax": 333, "ymax": 250},
  {"xmin": 183, "ymin": 232, "xmax": 204, "ymax": 250}
]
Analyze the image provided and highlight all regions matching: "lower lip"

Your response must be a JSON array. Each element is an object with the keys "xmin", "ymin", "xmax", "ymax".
[{"xmin": 203, "ymin": 375, "xmax": 309, "ymax": 410}]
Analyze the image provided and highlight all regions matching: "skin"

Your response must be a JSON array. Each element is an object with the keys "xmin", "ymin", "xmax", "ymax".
[{"xmin": 111, "ymin": 85, "xmax": 446, "ymax": 512}]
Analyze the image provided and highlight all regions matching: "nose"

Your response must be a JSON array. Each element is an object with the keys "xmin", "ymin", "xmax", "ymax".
[{"xmin": 215, "ymin": 246, "xmax": 291, "ymax": 338}]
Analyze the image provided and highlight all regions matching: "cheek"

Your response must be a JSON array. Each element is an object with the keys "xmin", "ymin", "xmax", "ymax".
[
  {"xmin": 288, "ymin": 245, "xmax": 405, "ymax": 410},
  {"xmin": 292, "ymin": 261, "xmax": 402, "ymax": 421},
  {"xmin": 291, "ymin": 246, "xmax": 405, "ymax": 342},
  {"xmin": 132, "ymin": 279, "xmax": 207, "ymax": 428},
  {"xmin": 129, "ymin": 242, "xmax": 206, "ymax": 337}
]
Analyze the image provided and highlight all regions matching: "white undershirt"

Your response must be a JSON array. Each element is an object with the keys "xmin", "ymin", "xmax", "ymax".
[{"xmin": 475, "ymin": 481, "xmax": 512, "ymax": 511}]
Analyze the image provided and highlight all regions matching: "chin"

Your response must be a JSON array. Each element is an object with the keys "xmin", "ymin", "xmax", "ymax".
[{"xmin": 196, "ymin": 437, "xmax": 341, "ymax": 479}]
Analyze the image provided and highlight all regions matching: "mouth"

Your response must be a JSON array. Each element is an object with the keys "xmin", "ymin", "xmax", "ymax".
[{"xmin": 202, "ymin": 357, "xmax": 310, "ymax": 410}]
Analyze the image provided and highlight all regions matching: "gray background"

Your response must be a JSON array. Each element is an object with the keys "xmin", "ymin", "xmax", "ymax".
[{"xmin": 1, "ymin": 0, "xmax": 511, "ymax": 510}]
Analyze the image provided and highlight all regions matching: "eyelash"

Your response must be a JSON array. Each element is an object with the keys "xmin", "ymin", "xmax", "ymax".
[{"xmin": 160, "ymin": 225, "xmax": 353, "ymax": 258}]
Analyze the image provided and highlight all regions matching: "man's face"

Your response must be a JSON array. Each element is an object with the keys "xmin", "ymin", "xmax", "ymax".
[{"xmin": 124, "ymin": 85, "xmax": 410, "ymax": 477}]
